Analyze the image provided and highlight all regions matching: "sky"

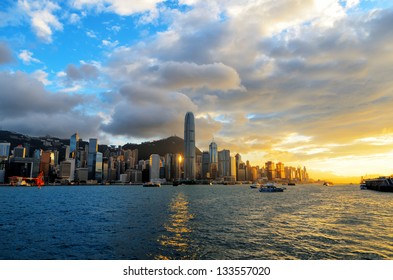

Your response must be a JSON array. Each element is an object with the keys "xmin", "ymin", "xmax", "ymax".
[{"xmin": 1, "ymin": 0, "xmax": 393, "ymax": 181}]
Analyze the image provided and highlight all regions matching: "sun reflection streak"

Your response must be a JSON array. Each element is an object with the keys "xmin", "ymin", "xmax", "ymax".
[{"xmin": 156, "ymin": 192, "xmax": 194, "ymax": 260}]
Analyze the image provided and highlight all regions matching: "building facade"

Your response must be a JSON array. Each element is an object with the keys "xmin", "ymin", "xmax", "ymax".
[{"xmin": 184, "ymin": 112, "xmax": 196, "ymax": 180}]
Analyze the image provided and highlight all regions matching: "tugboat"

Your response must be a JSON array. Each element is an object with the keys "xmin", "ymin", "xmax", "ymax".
[{"xmin": 143, "ymin": 182, "xmax": 161, "ymax": 187}]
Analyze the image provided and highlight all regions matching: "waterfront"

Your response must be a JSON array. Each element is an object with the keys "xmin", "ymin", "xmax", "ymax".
[{"xmin": 0, "ymin": 184, "xmax": 392, "ymax": 260}]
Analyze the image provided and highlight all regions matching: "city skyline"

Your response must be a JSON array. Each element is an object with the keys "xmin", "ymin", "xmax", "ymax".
[{"xmin": 1, "ymin": 1, "xmax": 393, "ymax": 180}]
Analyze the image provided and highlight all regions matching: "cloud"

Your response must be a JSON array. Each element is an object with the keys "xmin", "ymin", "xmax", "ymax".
[
  {"xmin": 102, "ymin": 39, "xmax": 119, "ymax": 48},
  {"xmin": 0, "ymin": 42, "xmax": 14, "ymax": 64},
  {"xmin": 72, "ymin": 0, "xmax": 164, "ymax": 16},
  {"xmin": 0, "ymin": 71, "xmax": 102, "ymax": 138},
  {"xmin": 101, "ymin": 84, "xmax": 197, "ymax": 138},
  {"xmin": 18, "ymin": 0, "xmax": 63, "ymax": 43},
  {"xmin": 18, "ymin": 49, "xmax": 41, "ymax": 64},
  {"xmin": 69, "ymin": 13, "xmax": 81, "ymax": 24},
  {"xmin": 86, "ymin": 30, "xmax": 97, "ymax": 38},
  {"xmin": 31, "ymin": 69, "xmax": 51, "ymax": 85},
  {"xmin": 152, "ymin": 61, "xmax": 242, "ymax": 90},
  {"xmin": 65, "ymin": 63, "xmax": 99, "ymax": 81}
]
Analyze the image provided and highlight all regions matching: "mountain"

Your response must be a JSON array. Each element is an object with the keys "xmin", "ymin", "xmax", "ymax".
[
  {"xmin": 0, "ymin": 130, "xmax": 201, "ymax": 161},
  {"xmin": 123, "ymin": 136, "xmax": 202, "ymax": 160}
]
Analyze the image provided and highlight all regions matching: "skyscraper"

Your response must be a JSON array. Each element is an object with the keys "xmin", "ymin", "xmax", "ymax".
[
  {"xmin": 88, "ymin": 138, "xmax": 98, "ymax": 180},
  {"xmin": 184, "ymin": 112, "xmax": 196, "ymax": 180}
]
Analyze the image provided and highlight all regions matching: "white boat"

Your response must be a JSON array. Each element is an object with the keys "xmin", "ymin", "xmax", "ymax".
[{"xmin": 250, "ymin": 183, "xmax": 260, "ymax": 189}]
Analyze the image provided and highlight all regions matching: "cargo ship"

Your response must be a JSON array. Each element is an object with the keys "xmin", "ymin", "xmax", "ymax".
[{"xmin": 361, "ymin": 176, "xmax": 393, "ymax": 192}]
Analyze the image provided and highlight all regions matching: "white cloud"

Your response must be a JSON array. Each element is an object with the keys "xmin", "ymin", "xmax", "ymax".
[
  {"xmin": 18, "ymin": 0, "xmax": 63, "ymax": 43},
  {"xmin": 102, "ymin": 39, "xmax": 119, "ymax": 48},
  {"xmin": 86, "ymin": 30, "xmax": 97, "ymax": 38},
  {"xmin": 69, "ymin": 13, "xmax": 81, "ymax": 24},
  {"xmin": 31, "ymin": 69, "xmax": 51, "ymax": 85},
  {"xmin": 18, "ymin": 50, "xmax": 41, "ymax": 64},
  {"xmin": 72, "ymin": 0, "xmax": 164, "ymax": 16}
]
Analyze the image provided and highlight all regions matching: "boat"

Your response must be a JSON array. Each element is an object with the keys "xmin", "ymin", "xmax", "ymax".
[
  {"xmin": 360, "ymin": 183, "xmax": 367, "ymax": 190},
  {"xmin": 250, "ymin": 183, "xmax": 260, "ymax": 189},
  {"xmin": 172, "ymin": 180, "xmax": 179, "ymax": 186},
  {"xmin": 143, "ymin": 182, "xmax": 161, "ymax": 187},
  {"xmin": 259, "ymin": 182, "xmax": 285, "ymax": 192},
  {"xmin": 362, "ymin": 177, "xmax": 393, "ymax": 192},
  {"xmin": 288, "ymin": 182, "xmax": 296, "ymax": 186},
  {"xmin": 9, "ymin": 171, "xmax": 44, "ymax": 188},
  {"xmin": 323, "ymin": 182, "xmax": 333, "ymax": 186}
]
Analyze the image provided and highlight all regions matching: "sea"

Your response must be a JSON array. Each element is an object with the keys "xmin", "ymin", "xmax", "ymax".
[{"xmin": 0, "ymin": 184, "xmax": 392, "ymax": 260}]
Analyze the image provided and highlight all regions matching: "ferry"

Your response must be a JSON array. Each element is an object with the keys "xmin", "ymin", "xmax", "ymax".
[
  {"xmin": 361, "ymin": 177, "xmax": 393, "ymax": 192},
  {"xmin": 259, "ymin": 182, "xmax": 285, "ymax": 192}
]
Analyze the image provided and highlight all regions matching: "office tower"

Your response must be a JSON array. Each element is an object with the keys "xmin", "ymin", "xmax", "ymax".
[
  {"xmin": 95, "ymin": 152, "xmax": 103, "ymax": 182},
  {"xmin": 40, "ymin": 151, "xmax": 52, "ymax": 179},
  {"xmin": 235, "ymin": 153, "xmax": 241, "ymax": 181},
  {"xmin": 88, "ymin": 138, "xmax": 98, "ymax": 180},
  {"xmin": 218, "ymin": 149, "xmax": 231, "ymax": 178},
  {"xmin": 209, "ymin": 141, "xmax": 218, "ymax": 179},
  {"xmin": 0, "ymin": 143, "xmax": 10, "ymax": 184},
  {"xmin": 202, "ymin": 151, "xmax": 210, "ymax": 179},
  {"xmin": 276, "ymin": 162, "xmax": 285, "ymax": 179},
  {"xmin": 13, "ymin": 145, "xmax": 26, "ymax": 158},
  {"xmin": 266, "ymin": 161, "xmax": 276, "ymax": 181},
  {"xmin": 70, "ymin": 133, "xmax": 79, "ymax": 159},
  {"xmin": 230, "ymin": 156, "xmax": 236, "ymax": 181},
  {"xmin": 0, "ymin": 143, "xmax": 11, "ymax": 159},
  {"xmin": 184, "ymin": 112, "xmax": 196, "ymax": 180},
  {"xmin": 238, "ymin": 162, "xmax": 246, "ymax": 181},
  {"xmin": 149, "ymin": 154, "xmax": 161, "ymax": 181},
  {"xmin": 209, "ymin": 141, "xmax": 218, "ymax": 164},
  {"xmin": 24, "ymin": 143, "xmax": 30, "ymax": 157}
]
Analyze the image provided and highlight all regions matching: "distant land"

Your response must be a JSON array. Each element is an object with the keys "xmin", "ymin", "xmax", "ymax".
[{"xmin": 0, "ymin": 130, "xmax": 201, "ymax": 161}]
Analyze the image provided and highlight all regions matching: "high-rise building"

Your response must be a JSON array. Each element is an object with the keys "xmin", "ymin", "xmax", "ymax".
[
  {"xmin": 209, "ymin": 141, "xmax": 218, "ymax": 179},
  {"xmin": 266, "ymin": 161, "xmax": 276, "ymax": 181},
  {"xmin": 70, "ymin": 133, "xmax": 79, "ymax": 160},
  {"xmin": 201, "ymin": 151, "xmax": 210, "ymax": 179},
  {"xmin": 184, "ymin": 112, "xmax": 196, "ymax": 180},
  {"xmin": 0, "ymin": 143, "xmax": 11, "ymax": 159},
  {"xmin": 218, "ymin": 149, "xmax": 230, "ymax": 178},
  {"xmin": 149, "ymin": 154, "xmax": 161, "ymax": 181},
  {"xmin": 209, "ymin": 141, "xmax": 218, "ymax": 163},
  {"xmin": 276, "ymin": 162, "xmax": 285, "ymax": 179},
  {"xmin": 13, "ymin": 145, "xmax": 26, "ymax": 158},
  {"xmin": 95, "ymin": 152, "xmax": 103, "ymax": 182},
  {"xmin": 88, "ymin": 138, "xmax": 98, "ymax": 180},
  {"xmin": 235, "ymin": 153, "xmax": 241, "ymax": 181},
  {"xmin": 230, "ymin": 156, "xmax": 236, "ymax": 181}
]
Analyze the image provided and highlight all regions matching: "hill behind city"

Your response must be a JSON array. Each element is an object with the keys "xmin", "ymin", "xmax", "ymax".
[{"xmin": 0, "ymin": 130, "xmax": 201, "ymax": 161}]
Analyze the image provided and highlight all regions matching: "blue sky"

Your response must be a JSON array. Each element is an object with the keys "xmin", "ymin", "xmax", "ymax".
[{"xmin": 1, "ymin": 0, "xmax": 393, "ymax": 179}]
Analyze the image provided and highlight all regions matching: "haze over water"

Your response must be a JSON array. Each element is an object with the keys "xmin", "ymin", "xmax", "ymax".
[{"xmin": 1, "ymin": 184, "xmax": 392, "ymax": 260}]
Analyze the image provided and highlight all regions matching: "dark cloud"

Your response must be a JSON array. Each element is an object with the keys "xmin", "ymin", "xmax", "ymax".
[
  {"xmin": 65, "ymin": 63, "xmax": 99, "ymax": 81},
  {"xmin": 0, "ymin": 71, "xmax": 101, "ymax": 138},
  {"xmin": 101, "ymin": 84, "xmax": 197, "ymax": 138},
  {"xmin": 0, "ymin": 41, "xmax": 14, "ymax": 64},
  {"xmin": 0, "ymin": 71, "xmax": 84, "ymax": 118}
]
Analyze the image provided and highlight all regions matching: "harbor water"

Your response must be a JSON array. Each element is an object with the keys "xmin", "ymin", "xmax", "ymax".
[{"xmin": 0, "ymin": 184, "xmax": 392, "ymax": 260}]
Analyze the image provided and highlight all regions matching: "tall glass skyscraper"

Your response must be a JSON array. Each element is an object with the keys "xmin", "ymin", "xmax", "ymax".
[
  {"xmin": 209, "ymin": 141, "xmax": 218, "ymax": 164},
  {"xmin": 184, "ymin": 112, "xmax": 196, "ymax": 180}
]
